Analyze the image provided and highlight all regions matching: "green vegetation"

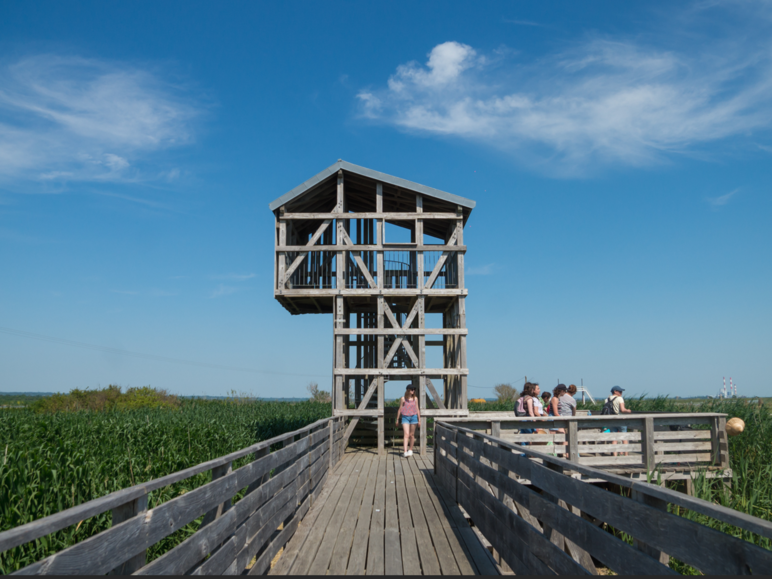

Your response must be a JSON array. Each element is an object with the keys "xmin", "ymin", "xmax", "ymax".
[
  {"xmin": 29, "ymin": 385, "xmax": 180, "ymax": 413},
  {"xmin": 0, "ymin": 392, "xmax": 330, "ymax": 573}
]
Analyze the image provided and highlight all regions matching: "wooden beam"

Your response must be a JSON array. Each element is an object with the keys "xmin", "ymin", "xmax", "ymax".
[
  {"xmin": 335, "ymin": 328, "xmax": 468, "ymax": 335},
  {"xmin": 276, "ymin": 244, "xmax": 466, "ymax": 252},
  {"xmin": 281, "ymin": 212, "xmax": 463, "ymax": 220}
]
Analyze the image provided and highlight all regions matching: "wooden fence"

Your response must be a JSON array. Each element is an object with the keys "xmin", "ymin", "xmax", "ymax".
[
  {"xmin": 0, "ymin": 417, "xmax": 345, "ymax": 575},
  {"xmin": 443, "ymin": 412, "xmax": 730, "ymax": 478},
  {"xmin": 434, "ymin": 421, "xmax": 772, "ymax": 575}
]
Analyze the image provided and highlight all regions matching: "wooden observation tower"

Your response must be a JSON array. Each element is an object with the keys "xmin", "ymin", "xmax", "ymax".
[{"xmin": 270, "ymin": 160, "xmax": 474, "ymax": 454}]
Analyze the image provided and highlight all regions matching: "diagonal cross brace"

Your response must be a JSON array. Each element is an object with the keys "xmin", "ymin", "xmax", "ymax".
[
  {"xmin": 425, "ymin": 229, "xmax": 459, "ymax": 289},
  {"xmin": 341, "ymin": 377, "xmax": 378, "ymax": 448},
  {"xmin": 340, "ymin": 229, "xmax": 377, "ymax": 288},
  {"xmin": 283, "ymin": 219, "xmax": 332, "ymax": 286}
]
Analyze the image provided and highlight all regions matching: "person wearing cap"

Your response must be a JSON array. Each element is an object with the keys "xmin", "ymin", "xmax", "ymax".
[{"xmin": 606, "ymin": 386, "xmax": 631, "ymax": 456}]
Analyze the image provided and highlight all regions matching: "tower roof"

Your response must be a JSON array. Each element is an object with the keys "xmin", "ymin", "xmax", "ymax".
[{"xmin": 269, "ymin": 160, "xmax": 476, "ymax": 212}]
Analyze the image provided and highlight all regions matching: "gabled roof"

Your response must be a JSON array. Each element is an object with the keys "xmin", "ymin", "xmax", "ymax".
[{"xmin": 268, "ymin": 160, "xmax": 476, "ymax": 212}]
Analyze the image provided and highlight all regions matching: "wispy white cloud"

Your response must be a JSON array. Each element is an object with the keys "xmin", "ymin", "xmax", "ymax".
[
  {"xmin": 210, "ymin": 284, "xmax": 240, "ymax": 299},
  {"xmin": 210, "ymin": 273, "xmax": 257, "ymax": 281},
  {"xmin": 357, "ymin": 15, "xmax": 772, "ymax": 174},
  {"xmin": 0, "ymin": 54, "xmax": 203, "ymax": 186},
  {"xmin": 466, "ymin": 263, "xmax": 497, "ymax": 276},
  {"xmin": 707, "ymin": 188, "xmax": 740, "ymax": 208}
]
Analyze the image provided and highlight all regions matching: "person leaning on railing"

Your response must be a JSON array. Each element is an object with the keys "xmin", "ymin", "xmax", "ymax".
[
  {"xmin": 550, "ymin": 384, "xmax": 577, "ymax": 458},
  {"xmin": 514, "ymin": 382, "xmax": 538, "ymax": 444},
  {"xmin": 604, "ymin": 385, "xmax": 632, "ymax": 457}
]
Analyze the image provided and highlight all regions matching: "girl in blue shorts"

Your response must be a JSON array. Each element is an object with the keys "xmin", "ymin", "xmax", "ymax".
[{"xmin": 396, "ymin": 385, "xmax": 421, "ymax": 457}]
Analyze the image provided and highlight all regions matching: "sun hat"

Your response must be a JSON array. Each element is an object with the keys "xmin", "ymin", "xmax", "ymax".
[{"xmin": 611, "ymin": 386, "xmax": 625, "ymax": 393}]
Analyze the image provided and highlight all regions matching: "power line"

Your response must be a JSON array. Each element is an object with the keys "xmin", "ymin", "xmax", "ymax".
[{"xmin": 0, "ymin": 326, "xmax": 329, "ymax": 379}]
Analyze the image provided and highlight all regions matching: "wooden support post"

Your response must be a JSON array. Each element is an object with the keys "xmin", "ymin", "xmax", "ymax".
[
  {"xmin": 278, "ymin": 214, "xmax": 287, "ymax": 290},
  {"xmin": 711, "ymin": 416, "xmax": 730, "ymax": 469},
  {"xmin": 109, "ymin": 493, "xmax": 148, "ymax": 574},
  {"xmin": 641, "ymin": 416, "xmax": 655, "ymax": 476},
  {"xmin": 418, "ymin": 297, "xmax": 427, "ymax": 456},
  {"xmin": 567, "ymin": 421, "xmax": 579, "ymax": 463},
  {"xmin": 377, "ymin": 296, "xmax": 385, "ymax": 455},
  {"xmin": 632, "ymin": 490, "xmax": 670, "ymax": 566}
]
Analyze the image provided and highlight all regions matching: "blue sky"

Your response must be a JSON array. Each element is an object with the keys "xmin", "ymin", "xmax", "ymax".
[{"xmin": 1, "ymin": 1, "xmax": 770, "ymax": 399}]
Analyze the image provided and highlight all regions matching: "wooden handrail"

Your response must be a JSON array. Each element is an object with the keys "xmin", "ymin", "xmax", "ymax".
[
  {"xmin": 436, "ymin": 421, "xmax": 772, "ymax": 542},
  {"xmin": 0, "ymin": 416, "xmax": 347, "ymax": 575}
]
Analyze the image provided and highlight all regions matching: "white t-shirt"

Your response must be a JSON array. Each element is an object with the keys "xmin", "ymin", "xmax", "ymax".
[{"xmin": 533, "ymin": 397, "xmax": 544, "ymax": 416}]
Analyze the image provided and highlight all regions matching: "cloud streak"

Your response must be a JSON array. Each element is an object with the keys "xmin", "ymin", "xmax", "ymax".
[
  {"xmin": 0, "ymin": 55, "xmax": 202, "ymax": 186},
  {"xmin": 707, "ymin": 188, "xmax": 740, "ymax": 208},
  {"xmin": 357, "ymin": 23, "xmax": 772, "ymax": 173}
]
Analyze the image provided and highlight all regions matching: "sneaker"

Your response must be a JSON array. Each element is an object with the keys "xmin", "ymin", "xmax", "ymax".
[
  {"xmin": 406, "ymin": 450, "xmax": 413, "ymax": 457},
  {"xmin": 403, "ymin": 452, "xmax": 409, "ymax": 458}
]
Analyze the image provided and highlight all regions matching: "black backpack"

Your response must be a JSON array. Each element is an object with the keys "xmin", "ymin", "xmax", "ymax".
[{"xmin": 601, "ymin": 395, "xmax": 619, "ymax": 415}]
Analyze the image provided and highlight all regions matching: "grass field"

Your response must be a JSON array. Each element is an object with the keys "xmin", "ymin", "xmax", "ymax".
[
  {"xmin": 0, "ymin": 394, "xmax": 330, "ymax": 573},
  {"xmin": 1, "ymin": 391, "xmax": 770, "ymax": 573}
]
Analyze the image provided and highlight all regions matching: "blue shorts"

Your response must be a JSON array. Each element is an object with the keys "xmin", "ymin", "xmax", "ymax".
[
  {"xmin": 610, "ymin": 426, "xmax": 628, "ymax": 433},
  {"xmin": 402, "ymin": 415, "xmax": 419, "ymax": 425}
]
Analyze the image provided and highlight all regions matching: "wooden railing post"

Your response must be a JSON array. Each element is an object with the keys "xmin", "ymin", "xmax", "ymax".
[
  {"xmin": 199, "ymin": 461, "xmax": 233, "ymax": 529},
  {"xmin": 433, "ymin": 421, "xmax": 438, "ymax": 475},
  {"xmin": 711, "ymin": 416, "xmax": 729, "ymax": 469},
  {"xmin": 109, "ymin": 493, "xmax": 148, "ymax": 574},
  {"xmin": 641, "ymin": 416, "xmax": 655, "ymax": 476},
  {"xmin": 329, "ymin": 419, "xmax": 334, "ymax": 470},
  {"xmin": 566, "ymin": 421, "xmax": 579, "ymax": 463},
  {"xmin": 631, "ymin": 490, "xmax": 670, "ymax": 565}
]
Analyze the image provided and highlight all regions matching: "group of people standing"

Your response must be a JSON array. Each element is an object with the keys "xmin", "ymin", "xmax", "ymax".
[{"xmin": 515, "ymin": 382, "xmax": 578, "ymax": 456}]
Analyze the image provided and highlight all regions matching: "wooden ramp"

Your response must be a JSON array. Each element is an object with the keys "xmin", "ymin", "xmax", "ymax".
[{"xmin": 270, "ymin": 448, "xmax": 499, "ymax": 575}]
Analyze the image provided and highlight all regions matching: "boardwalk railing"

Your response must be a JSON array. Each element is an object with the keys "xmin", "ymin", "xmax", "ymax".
[
  {"xmin": 434, "ymin": 421, "xmax": 772, "ymax": 575},
  {"xmin": 443, "ymin": 412, "xmax": 730, "ymax": 478},
  {"xmin": 0, "ymin": 416, "xmax": 345, "ymax": 575}
]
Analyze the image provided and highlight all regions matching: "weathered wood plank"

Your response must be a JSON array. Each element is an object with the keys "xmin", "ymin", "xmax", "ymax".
[
  {"xmin": 456, "ymin": 464, "xmax": 589, "ymax": 575},
  {"xmin": 402, "ymin": 455, "xmax": 442, "ymax": 575},
  {"xmin": 393, "ymin": 456, "xmax": 418, "ymax": 575},
  {"xmin": 522, "ymin": 450, "xmax": 771, "ymax": 575},
  {"xmin": 439, "ymin": 421, "xmax": 772, "ymax": 542},
  {"xmin": 366, "ymin": 454, "xmax": 387, "ymax": 575},
  {"xmin": 406, "ymin": 457, "xmax": 461, "ymax": 575},
  {"xmin": 307, "ymin": 455, "xmax": 364, "ymax": 574},
  {"xmin": 270, "ymin": 452, "xmax": 352, "ymax": 576},
  {"xmin": 248, "ymin": 493, "xmax": 311, "ymax": 576},
  {"xmin": 346, "ymin": 453, "xmax": 379, "ymax": 575},
  {"xmin": 456, "ymin": 436, "xmax": 672, "ymax": 575},
  {"xmin": 328, "ymin": 458, "xmax": 371, "ymax": 575},
  {"xmin": 384, "ymin": 453, "xmax": 403, "ymax": 575},
  {"xmin": 137, "ymin": 460, "xmax": 306, "ymax": 575},
  {"xmin": 288, "ymin": 455, "xmax": 359, "ymax": 575}
]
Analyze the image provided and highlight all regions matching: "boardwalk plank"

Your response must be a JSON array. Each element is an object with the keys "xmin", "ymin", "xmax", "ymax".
[
  {"xmin": 287, "ymin": 455, "xmax": 358, "ymax": 575},
  {"xmin": 407, "ymin": 457, "xmax": 461, "ymax": 575},
  {"xmin": 329, "ymin": 457, "xmax": 372, "ymax": 575},
  {"xmin": 430, "ymin": 469, "xmax": 499, "ymax": 576},
  {"xmin": 366, "ymin": 454, "xmax": 387, "ymax": 575},
  {"xmin": 403, "ymin": 455, "xmax": 441, "ymax": 575},
  {"xmin": 393, "ymin": 455, "xmax": 420, "ymax": 575},
  {"xmin": 384, "ymin": 453, "xmax": 403, "ymax": 575},
  {"xmin": 307, "ymin": 455, "xmax": 365, "ymax": 574},
  {"xmin": 347, "ymin": 453, "xmax": 379, "ymax": 575}
]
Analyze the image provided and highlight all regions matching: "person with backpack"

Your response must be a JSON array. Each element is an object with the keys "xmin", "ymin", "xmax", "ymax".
[
  {"xmin": 602, "ymin": 386, "xmax": 631, "ymax": 456},
  {"xmin": 514, "ymin": 382, "xmax": 538, "ymax": 443}
]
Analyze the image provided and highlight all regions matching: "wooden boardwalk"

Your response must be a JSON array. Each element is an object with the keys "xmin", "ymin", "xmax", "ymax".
[{"xmin": 270, "ymin": 449, "xmax": 499, "ymax": 575}]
